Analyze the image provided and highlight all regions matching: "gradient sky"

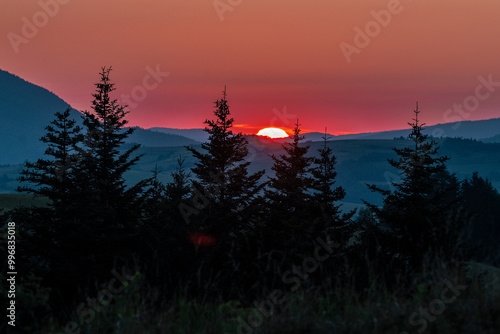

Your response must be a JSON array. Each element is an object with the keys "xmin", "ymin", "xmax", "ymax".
[{"xmin": 1, "ymin": 0, "xmax": 500, "ymax": 135}]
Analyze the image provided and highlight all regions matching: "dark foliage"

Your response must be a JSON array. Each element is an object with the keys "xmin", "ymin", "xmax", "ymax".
[
  {"xmin": 14, "ymin": 68, "xmax": 148, "ymax": 318},
  {"xmin": 461, "ymin": 172, "xmax": 500, "ymax": 265},
  {"xmin": 363, "ymin": 103, "xmax": 465, "ymax": 276}
]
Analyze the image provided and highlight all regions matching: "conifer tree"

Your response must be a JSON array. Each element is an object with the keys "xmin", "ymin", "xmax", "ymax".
[
  {"xmin": 77, "ymin": 66, "xmax": 145, "ymax": 226},
  {"xmin": 186, "ymin": 87, "xmax": 264, "ymax": 236},
  {"xmin": 56, "ymin": 67, "xmax": 147, "ymax": 283},
  {"xmin": 140, "ymin": 160, "xmax": 194, "ymax": 282},
  {"xmin": 18, "ymin": 107, "xmax": 83, "ymax": 218},
  {"xmin": 264, "ymin": 120, "xmax": 317, "ymax": 254},
  {"xmin": 16, "ymin": 108, "xmax": 83, "ymax": 276},
  {"xmin": 364, "ymin": 103, "xmax": 461, "ymax": 266},
  {"xmin": 266, "ymin": 120, "xmax": 314, "ymax": 218},
  {"xmin": 144, "ymin": 157, "xmax": 191, "ymax": 226},
  {"xmin": 166, "ymin": 156, "xmax": 191, "ymax": 207},
  {"xmin": 461, "ymin": 172, "xmax": 500, "ymax": 264},
  {"xmin": 311, "ymin": 129, "xmax": 354, "ymax": 225}
]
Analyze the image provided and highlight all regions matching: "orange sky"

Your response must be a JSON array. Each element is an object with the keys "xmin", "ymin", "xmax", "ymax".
[{"xmin": 1, "ymin": 0, "xmax": 500, "ymax": 134}]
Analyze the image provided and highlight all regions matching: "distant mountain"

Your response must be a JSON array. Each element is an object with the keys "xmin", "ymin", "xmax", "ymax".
[
  {"xmin": 2, "ymin": 136, "xmax": 499, "ymax": 206},
  {"xmin": 2, "ymin": 66, "xmax": 500, "ymax": 167},
  {"xmin": 302, "ymin": 132, "xmax": 336, "ymax": 142},
  {"xmin": 148, "ymin": 128, "xmax": 338, "ymax": 143},
  {"xmin": 127, "ymin": 127, "xmax": 199, "ymax": 147},
  {"xmin": 482, "ymin": 134, "xmax": 500, "ymax": 143},
  {"xmin": 334, "ymin": 118, "xmax": 500, "ymax": 141},
  {"xmin": 1, "ymin": 68, "xmax": 499, "ymax": 204},
  {"xmin": 0, "ymin": 69, "xmax": 198, "ymax": 164},
  {"xmin": 0, "ymin": 69, "xmax": 74, "ymax": 164},
  {"xmin": 149, "ymin": 117, "xmax": 500, "ymax": 144},
  {"xmin": 148, "ymin": 127, "xmax": 209, "ymax": 143}
]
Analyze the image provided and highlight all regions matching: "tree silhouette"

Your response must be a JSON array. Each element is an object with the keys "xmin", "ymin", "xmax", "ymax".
[
  {"xmin": 186, "ymin": 87, "xmax": 264, "ymax": 238},
  {"xmin": 462, "ymin": 172, "xmax": 500, "ymax": 265},
  {"xmin": 18, "ymin": 108, "xmax": 83, "ymax": 219},
  {"xmin": 49, "ymin": 67, "xmax": 147, "ymax": 291},
  {"xmin": 76, "ymin": 66, "xmax": 146, "ymax": 227},
  {"xmin": 15, "ymin": 108, "xmax": 83, "ymax": 287},
  {"xmin": 266, "ymin": 120, "xmax": 313, "ymax": 213},
  {"xmin": 263, "ymin": 120, "xmax": 317, "ymax": 255},
  {"xmin": 166, "ymin": 156, "xmax": 191, "ymax": 207},
  {"xmin": 311, "ymin": 128, "xmax": 355, "ymax": 233},
  {"xmin": 364, "ymin": 103, "xmax": 461, "ymax": 268}
]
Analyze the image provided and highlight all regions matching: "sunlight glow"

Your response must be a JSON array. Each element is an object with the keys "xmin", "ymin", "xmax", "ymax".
[{"xmin": 257, "ymin": 127, "xmax": 289, "ymax": 139}]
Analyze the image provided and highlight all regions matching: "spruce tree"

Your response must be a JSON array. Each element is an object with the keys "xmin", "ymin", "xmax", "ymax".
[
  {"xmin": 16, "ymin": 108, "xmax": 83, "ymax": 276},
  {"xmin": 166, "ymin": 156, "xmax": 191, "ymax": 207},
  {"xmin": 364, "ymin": 103, "xmax": 461, "ymax": 267},
  {"xmin": 140, "ymin": 161, "xmax": 194, "ymax": 283},
  {"xmin": 266, "ymin": 120, "xmax": 314, "ymax": 220},
  {"xmin": 264, "ymin": 120, "xmax": 316, "ymax": 255},
  {"xmin": 77, "ymin": 66, "xmax": 145, "ymax": 226},
  {"xmin": 461, "ymin": 172, "xmax": 500, "ymax": 264},
  {"xmin": 311, "ymin": 129, "xmax": 354, "ymax": 227},
  {"xmin": 61, "ymin": 67, "xmax": 147, "ymax": 283},
  {"xmin": 186, "ymin": 87, "xmax": 264, "ymax": 237},
  {"xmin": 18, "ymin": 108, "xmax": 83, "ymax": 217}
]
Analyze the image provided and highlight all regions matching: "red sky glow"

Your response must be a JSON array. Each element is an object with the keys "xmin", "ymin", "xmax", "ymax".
[{"xmin": 1, "ymin": 0, "xmax": 500, "ymax": 135}]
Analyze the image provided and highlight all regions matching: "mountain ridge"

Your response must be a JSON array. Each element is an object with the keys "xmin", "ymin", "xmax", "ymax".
[
  {"xmin": 2, "ymin": 68, "xmax": 500, "ymax": 166},
  {"xmin": 0, "ymin": 69, "xmax": 199, "ymax": 164}
]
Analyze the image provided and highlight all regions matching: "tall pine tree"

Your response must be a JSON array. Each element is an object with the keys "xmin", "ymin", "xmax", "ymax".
[
  {"xmin": 59, "ymin": 67, "xmax": 147, "ymax": 284},
  {"xmin": 310, "ymin": 129, "xmax": 355, "ymax": 249},
  {"xmin": 186, "ymin": 87, "xmax": 264, "ymax": 238},
  {"xmin": 77, "ymin": 66, "xmax": 146, "ymax": 227},
  {"xmin": 311, "ymin": 128, "xmax": 354, "ymax": 225},
  {"xmin": 16, "ymin": 108, "xmax": 83, "ymax": 278},
  {"xmin": 364, "ymin": 103, "xmax": 461, "ymax": 267},
  {"xmin": 264, "ymin": 120, "xmax": 316, "ymax": 254},
  {"xmin": 18, "ymin": 107, "xmax": 83, "ymax": 218}
]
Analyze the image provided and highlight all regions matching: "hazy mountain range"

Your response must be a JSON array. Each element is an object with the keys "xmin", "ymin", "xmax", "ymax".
[
  {"xmin": 1, "ymin": 68, "xmax": 500, "ymax": 208},
  {"xmin": 148, "ymin": 119, "xmax": 500, "ymax": 143}
]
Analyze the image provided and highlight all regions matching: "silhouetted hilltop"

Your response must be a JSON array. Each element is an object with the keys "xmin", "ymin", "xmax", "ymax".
[
  {"xmin": 0, "ymin": 69, "xmax": 199, "ymax": 164},
  {"xmin": 148, "ymin": 127, "xmax": 209, "ymax": 142},
  {"xmin": 482, "ymin": 134, "xmax": 500, "ymax": 143},
  {"xmin": 334, "ymin": 118, "xmax": 500, "ymax": 140}
]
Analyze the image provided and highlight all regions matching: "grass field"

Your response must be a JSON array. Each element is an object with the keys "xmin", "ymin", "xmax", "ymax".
[{"xmin": 31, "ymin": 261, "xmax": 500, "ymax": 334}]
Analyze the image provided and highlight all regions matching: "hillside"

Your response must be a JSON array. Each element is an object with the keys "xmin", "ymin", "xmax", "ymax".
[
  {"xmin": 335, "ymin": 118, "xmax": 500, "ymax": 140},
  {"xmin": 148, "ymin": 118, "xmax": 500, "ymax": 143},
  {"xmin": 4, "ymin": 136, "xmax": 498, "ymax": 212},
  {"xmin": 2, "ymin": 69, "xmax": 500, "ymax": 207},
  {"xmin": 0, "ymin": 69, "xmax": 198, "ymax": 164}
]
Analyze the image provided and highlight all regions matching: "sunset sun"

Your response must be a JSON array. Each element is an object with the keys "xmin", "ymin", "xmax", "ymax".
[{"xmin": 257, "ymin": 127, "xmax": 289, "ymax": 139}]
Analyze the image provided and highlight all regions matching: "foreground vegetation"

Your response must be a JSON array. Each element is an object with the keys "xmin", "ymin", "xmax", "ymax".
[{"xmin": 10, "ymin": 261, "xmax": 499, "ymax": 333}]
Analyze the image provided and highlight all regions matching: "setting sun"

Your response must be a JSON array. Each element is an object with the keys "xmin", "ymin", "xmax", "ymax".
[{"xmin": 257, "ymin": 127, "xmax": 289, "ymax": 139}]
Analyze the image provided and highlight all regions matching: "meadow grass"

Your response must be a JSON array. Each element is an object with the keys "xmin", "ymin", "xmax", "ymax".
[{"xmin": 38, "ymin": 260, "xmax": 500, "ymax": 334}]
